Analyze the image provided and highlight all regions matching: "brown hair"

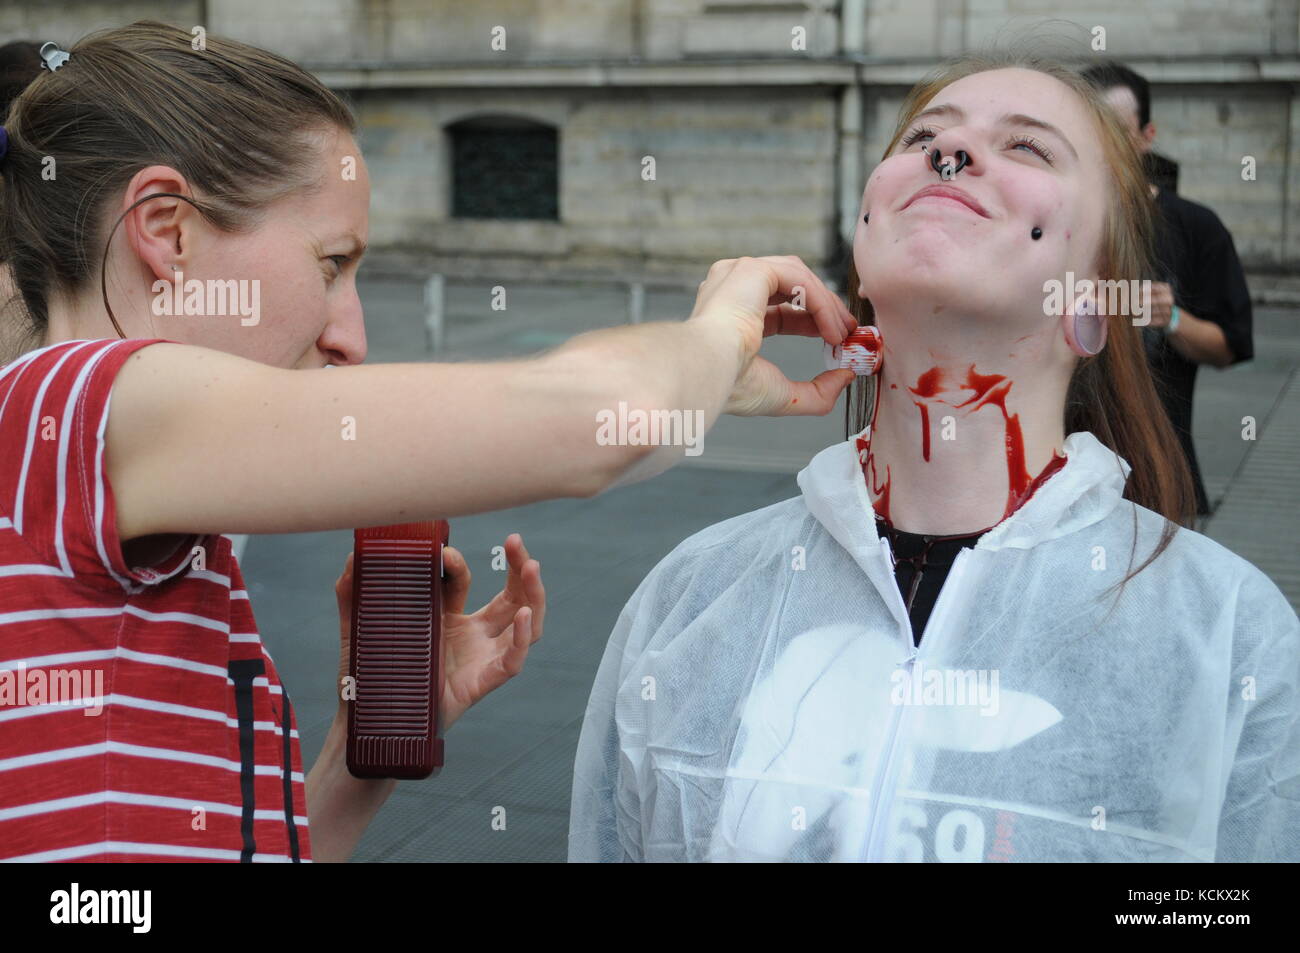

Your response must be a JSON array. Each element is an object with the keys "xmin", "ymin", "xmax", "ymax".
[
  {"xmin": 845, "ymin": 48, "xmax": 1196, "ymax": 595},
  {"xmin": 0, "ymin": 20, "xmax": 355, "ymax": 355}
]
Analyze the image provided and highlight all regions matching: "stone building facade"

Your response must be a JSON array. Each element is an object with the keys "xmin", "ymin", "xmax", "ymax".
[{"xmin": 4, "ymin": 0, "xmax": 1296, "ymax": 282}]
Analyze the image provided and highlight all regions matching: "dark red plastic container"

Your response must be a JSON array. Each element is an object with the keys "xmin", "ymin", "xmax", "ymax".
[{"xmin": 346, "ymin": 520, "xmax": 449, "ymax": 779}]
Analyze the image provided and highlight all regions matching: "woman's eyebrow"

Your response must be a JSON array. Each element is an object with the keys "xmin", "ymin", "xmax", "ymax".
[{"xmin": 911, "ymin": 103, "xmax": 1079, "ymax": 161}]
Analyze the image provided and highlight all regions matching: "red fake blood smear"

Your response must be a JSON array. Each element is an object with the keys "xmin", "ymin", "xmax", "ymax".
[
  {"xmin": 869, "ymin": 455, "xmax": 892, "ymax": 521},
  {"xmin": 860, "ymin": 364, "xmax": 1068, "ymax": 523},
  {"xmin": 950, "ymin": 366, "xmax": 1031, "ymax": 517},
  {"xmin": 855, "ymin": 433, "xmax": 892, "ymax": 522},
  {"xmin": 914, "ymin": 402, "xmax": 930, "ymax": 461},
  {"xmin": 907, "ymin": 367, "xmax": 946, "ymax": 462},
  {"xmin": 1007, "ymin": 450, "xmax": 1067, "ymax": 517}
]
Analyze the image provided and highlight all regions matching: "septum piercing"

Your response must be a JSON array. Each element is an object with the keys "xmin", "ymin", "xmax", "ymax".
[{"xmin": 921, "ymin": 143, "xmax": 970, "ymax": 177}]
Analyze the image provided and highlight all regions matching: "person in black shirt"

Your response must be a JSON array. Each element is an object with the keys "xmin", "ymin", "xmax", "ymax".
[{"xmin": 1082, "ymin": 62, "xmax": 1254, "ymax": 518}]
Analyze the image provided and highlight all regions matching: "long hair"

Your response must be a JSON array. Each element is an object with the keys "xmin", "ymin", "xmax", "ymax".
[
  {"xmin": 845, "ymin": 48, "xmax": 1196, "ymax": 593},
  {"xmin": 0, "ymin": 21, "xmax": 356, "ymax": 357}
]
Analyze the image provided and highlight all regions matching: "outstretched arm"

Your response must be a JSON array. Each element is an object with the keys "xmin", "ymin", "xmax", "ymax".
[{"xmin": 107, "ymin": 256, "xmax": 856, "ymax": 541}]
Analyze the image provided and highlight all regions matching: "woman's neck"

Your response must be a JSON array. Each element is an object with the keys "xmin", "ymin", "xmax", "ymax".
[{"xmin": 860, "ymin": 340, "xmax": 1069, "ymax": 536}]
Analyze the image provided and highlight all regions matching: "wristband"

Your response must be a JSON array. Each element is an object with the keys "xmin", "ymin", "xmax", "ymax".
[{"xmin": 1164, "ymin": 304, "xmax": 1180, "ymax": 336}]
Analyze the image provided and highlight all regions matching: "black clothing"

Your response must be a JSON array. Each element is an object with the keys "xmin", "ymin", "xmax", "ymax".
[
  {"xmin": 1144, "ymin": 185, "xmax": 1254, "ymax": 515},
  {"xmin": 877, "ymin": 518, "xmax": 985, "ymax": 646},
  {"xmin": 1145, "ymin": 151, "xmax": 1180, "ymax": 194}
]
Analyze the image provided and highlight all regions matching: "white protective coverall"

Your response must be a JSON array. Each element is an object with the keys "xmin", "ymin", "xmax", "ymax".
[{"xmin": 569, "ymin": 429, "xmax": 1300, "ymax": 862}]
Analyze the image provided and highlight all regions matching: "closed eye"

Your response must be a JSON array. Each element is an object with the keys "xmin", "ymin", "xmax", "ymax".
[
  {"xmin": 900, "ymin": 125, "xmax": 1057, "ymax": 165},
  {"xmin": 1006, "ymin": 134, "xmax": 1055, "ymax": 164}
]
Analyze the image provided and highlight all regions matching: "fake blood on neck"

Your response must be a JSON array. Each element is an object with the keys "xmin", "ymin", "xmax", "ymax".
[{"xmin": 860, "ymin": 364, "xmax": 1067, "ymax": 525}]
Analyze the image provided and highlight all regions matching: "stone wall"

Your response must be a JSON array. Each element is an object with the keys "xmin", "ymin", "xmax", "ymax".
[{"xmin": 3, "ymin": 0, "xmax": 1295, "ymax": 275}]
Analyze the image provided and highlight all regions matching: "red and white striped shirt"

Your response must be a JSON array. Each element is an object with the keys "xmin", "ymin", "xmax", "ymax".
[{"xmin": 0, "ymin": 338, "xmax": 312, "ymax": 862}]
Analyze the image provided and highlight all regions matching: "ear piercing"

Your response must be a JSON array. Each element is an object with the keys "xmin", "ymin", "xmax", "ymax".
[
  {"xmin": 1073, "ymin": 297, "xmax": 1105, "ymax": 355},
  {"xmin": 863, "ymin": 212, "xmax": 870, "ymax": 224},
  {"xmin": 1031, "ymin": 227, "xmax": 1042, "ymax": 240}
]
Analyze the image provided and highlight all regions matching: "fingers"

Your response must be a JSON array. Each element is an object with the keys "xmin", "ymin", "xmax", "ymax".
[
  {"xmin": 777, "ymin": 368, "xmax": 858, "ymax": 417},
  {"xmin": 441, "ymin": 545, "xmax": 472, "ymax": 616},
  {"xmin": 499, "ymin": 606, "xmax": 533, "ymax": 679},
  {"xmin": 762, "ymin": 304, "xmax": 839, "ymax": 339},
  {"xmin": 335, "ymin": 550, "xmax": 354, "ymax": 619},
  {"xmin": 481, "ymin": 534, "xmax": 545, "ymax": 640},
  {"xmin": 747, "ymin": 256, "xmax": 856, "ymax": 344},
  {"xmin": 504, "ymin": 533, "xmax": 545, "ymax": 644},
  {"xmin": 727, "ymin": 356, "xmax": 855, "ymax": 418},
  {"xmin": 695, "ymin": 256, "xmax": 855, "ymax": 345}
]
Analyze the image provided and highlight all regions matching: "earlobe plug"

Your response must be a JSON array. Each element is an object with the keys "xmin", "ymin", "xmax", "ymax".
[{"xmin": 1070, "ymin": 296, "xmax": 1106, "ymax": 356}]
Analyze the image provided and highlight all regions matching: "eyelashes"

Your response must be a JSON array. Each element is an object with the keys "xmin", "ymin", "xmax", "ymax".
[
  {"xmin": 899, "ymin": 124, "xmax": 1056, "ymax": 165},
  {"xmin": 899, "ymin": 124, "xmax": 937, "ymax": 148},
  {"xmin": 325, "ymin": 255, "xmax": 350, "ymax": 282}
]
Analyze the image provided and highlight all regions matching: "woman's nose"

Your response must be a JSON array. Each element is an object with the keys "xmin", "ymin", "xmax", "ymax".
[{"xmin": 321, "ymin": 299, "xmax": 368, "ymax": 366}]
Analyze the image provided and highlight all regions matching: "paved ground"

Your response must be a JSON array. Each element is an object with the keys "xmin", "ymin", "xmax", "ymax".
[{"xmin": 240, "ymin": 277, "xmax": 1300, "ymax": 862}]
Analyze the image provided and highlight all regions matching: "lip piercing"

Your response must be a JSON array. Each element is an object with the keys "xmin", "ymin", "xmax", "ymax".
[{"xmin": 1031, "ymin": 227, "xmax": 1042, "ymax": 240}]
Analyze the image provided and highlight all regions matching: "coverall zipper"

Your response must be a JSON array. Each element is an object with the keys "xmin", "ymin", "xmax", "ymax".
[{"xmin": 862, "ymin": 543, "xmax": 974, "ymax": 861}]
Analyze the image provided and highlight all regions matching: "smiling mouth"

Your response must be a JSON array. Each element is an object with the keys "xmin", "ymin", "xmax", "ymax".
[
  {"xmin": 902, "ymin": 187, "xmax": 990, "ymax": 218},
  {"xmin": 908, "ymin": 194, "xmax": 983, "ymax": 215}
]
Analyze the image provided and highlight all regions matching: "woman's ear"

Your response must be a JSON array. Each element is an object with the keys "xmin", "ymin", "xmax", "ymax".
[
  {"xmin": 1062, "ymin": 290, "xmax": 1107, "ymax": 356},
  {"xmin": 118, "ymin": 165, "xmax": 199, "ymax": 283}
]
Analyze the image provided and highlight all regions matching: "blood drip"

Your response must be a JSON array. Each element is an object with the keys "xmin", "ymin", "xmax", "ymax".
[
  {"xmin": 859, "ymin": 362, "xmax": 1069, "ymax": 525},
  {"xmin": 906, "ymin": 367, "xmax": 946, "ymax": 462},
  {"xmin": 914, "ymin": 402, "xmax": 930, "ymax": 461}
]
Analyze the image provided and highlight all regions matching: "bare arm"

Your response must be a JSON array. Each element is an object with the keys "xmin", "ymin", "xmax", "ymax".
[
  {"xmin": 1165, "ymin": 308, "xmax": 1236, "ymax": 368},
  {"xmin": 305, "ymin": 712, "xmax": 395, "ymax": 862},
  {"xmin": 108, "ymin": 256, "xmax": 854, "ymax": 541}
]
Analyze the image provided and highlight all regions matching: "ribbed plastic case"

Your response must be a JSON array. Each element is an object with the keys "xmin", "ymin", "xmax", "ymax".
[{"xmin": 346, "ymin": 520, "xmax": 449, "ymax": 779}]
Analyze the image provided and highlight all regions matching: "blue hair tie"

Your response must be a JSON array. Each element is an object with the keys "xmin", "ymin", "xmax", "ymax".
[{"xmin": 0, "ymin": 126, "xmax": 8, "ymax": 162}]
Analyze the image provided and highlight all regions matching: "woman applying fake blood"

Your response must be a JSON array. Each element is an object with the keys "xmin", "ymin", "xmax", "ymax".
[
  {"xmin": 0, "ymin": 25, "xmax": 859, "ymax": 863},
  {"xmin": 571, "ymin": 51, "xmax": 1300, "ymax": 863}
]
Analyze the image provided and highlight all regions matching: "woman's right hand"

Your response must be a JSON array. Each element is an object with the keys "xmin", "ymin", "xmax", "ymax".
[{"xmin": 688, "ymin": 255, "xmax": 858, "ymax": 417}]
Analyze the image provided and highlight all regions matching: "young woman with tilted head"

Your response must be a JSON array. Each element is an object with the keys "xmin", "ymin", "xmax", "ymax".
[
  {"xmin": 570, "ymin": 51, "xmax": 1299, "ymax": 864},
  {"xmin": 0, "ymin": 21, "xmax": 858, "ymax": 862}
]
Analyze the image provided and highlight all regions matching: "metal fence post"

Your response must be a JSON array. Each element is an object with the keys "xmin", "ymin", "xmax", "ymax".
[
  {"xmin": 628, "ymin": 281, "xmax": 645, "ymax": 324},
  {"xmin": 425, "ymin": 273, "xmax": 445, "ymax": 352}
]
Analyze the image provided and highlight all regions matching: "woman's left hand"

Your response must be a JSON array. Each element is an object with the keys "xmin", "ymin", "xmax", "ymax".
[
  {"xmin": 437, "ymin": 533, "xmax": 544, "ymax": 731},
  {"xmin": 333, "ymin": 533, "xmax": 545, "ymax": 733}
]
